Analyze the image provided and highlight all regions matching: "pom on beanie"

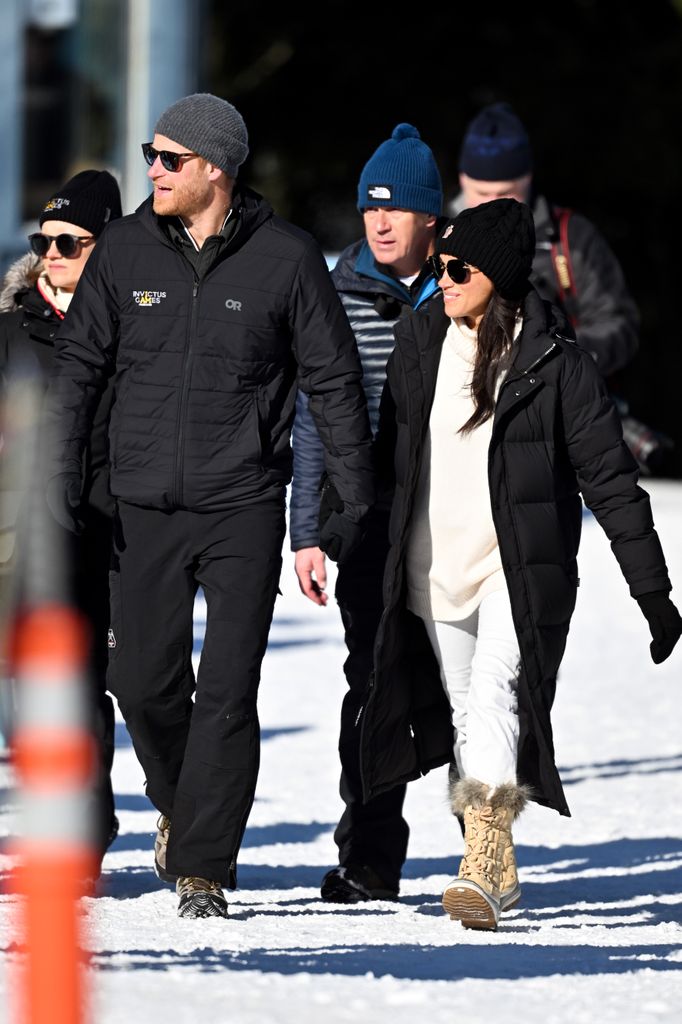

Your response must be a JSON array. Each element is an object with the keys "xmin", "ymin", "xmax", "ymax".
[{"xmin": 357, "ymin": 123, "xmax": 442, "ymax": 216}]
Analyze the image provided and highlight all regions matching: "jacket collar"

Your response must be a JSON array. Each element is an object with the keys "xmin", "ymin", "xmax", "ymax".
[
  {"xmin": 331, "ymin": 238, "xmax": 438, "ymax": 311},
  {"xmin": 136, "ymin": 185, "xmax": 274, "ymax": 254},
  {"xmin": 351, "ymin": 240, "xmax": 414, "ymax": 302},
  {"xmin": 508, "ymin": 287, "xmax": 561, "ymax": 376}
]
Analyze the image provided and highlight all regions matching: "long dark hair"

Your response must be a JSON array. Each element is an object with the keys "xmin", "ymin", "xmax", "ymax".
[{"xmin": 459, "ymin": 291, "xmax": 520, "ymax": 434}]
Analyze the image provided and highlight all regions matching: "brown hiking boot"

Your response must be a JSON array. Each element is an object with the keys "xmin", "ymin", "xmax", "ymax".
[
  {"xmin": 177, "ymin": 876, "xmax": 228, "ymax": 919},
  {"xmin": 442, "ymin": 779, "xmax": 528, "ymax": 931},
  {"xmin": 153, "ymin": 814, "xmax": 177, "ymax": 884}
]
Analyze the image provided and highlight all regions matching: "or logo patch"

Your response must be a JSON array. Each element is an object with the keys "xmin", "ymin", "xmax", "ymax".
[
  {"xmin": 368, "ymin": 184, "xmax": 392, "ymax": 200},
  {"xmin": 133, "ymin": 289, "xmax": 167, "ymax": 306},
  {"xmin": 43, "ymin": 197, "xmax": 71, "ymax": 211},
  {"xmin": 107, "ymin": 628, "xmax": 117, "ymax": 649},
  {"xmin": 225, "ymin": 299, "xmax": 242, "ymax": 311},
  {"xmin": 442, "ymin": 224, "xmax": 454, "ymax": 239}
]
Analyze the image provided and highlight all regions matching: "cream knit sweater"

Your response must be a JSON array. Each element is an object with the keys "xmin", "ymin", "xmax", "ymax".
[{"xmin": 406, "ymin": 317, "xmax": 516, "ymax": 622}]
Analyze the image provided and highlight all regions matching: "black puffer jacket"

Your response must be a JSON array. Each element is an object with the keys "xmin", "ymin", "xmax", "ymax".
[
  {"xmin": 46, "ymin": 189, "xmax": 374, "ymax": 514},
  {"xmin": 360, "ymin": 287, "xmax": 670, "ymax": 815}
]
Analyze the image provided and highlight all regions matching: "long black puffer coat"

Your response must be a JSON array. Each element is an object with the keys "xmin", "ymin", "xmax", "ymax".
[{"xmin": 360, "ymin": 287, "xmax": 670, "ymax": 815}]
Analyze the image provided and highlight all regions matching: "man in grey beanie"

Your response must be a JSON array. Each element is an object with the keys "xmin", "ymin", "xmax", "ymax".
[{"xmin": 44, "ymin": 93, "xmax": 374, "ymax": 920}]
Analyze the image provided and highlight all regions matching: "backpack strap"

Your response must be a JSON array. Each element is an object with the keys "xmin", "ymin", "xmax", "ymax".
[{"xmin": 549, "ymin": 205, "xmax": 580, "ymax": 328}]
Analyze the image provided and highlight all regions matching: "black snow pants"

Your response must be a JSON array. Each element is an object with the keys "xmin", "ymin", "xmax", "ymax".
[
  {"xmin": 333, "ymin": 508, "xmax": 408, "ymax": 892},
  {"xmin": 107, "ymin": 498, "xmax": 285, "ymax": 888}
]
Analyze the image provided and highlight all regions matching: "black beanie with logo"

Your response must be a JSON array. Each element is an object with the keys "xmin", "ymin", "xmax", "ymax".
[
  {"xmin": 436, "ymin": 198, "xmax": 535, "ymax": 298},
  {"xmin": 40, "ymin": 170, "xmax": 122, "ymax": 237}
]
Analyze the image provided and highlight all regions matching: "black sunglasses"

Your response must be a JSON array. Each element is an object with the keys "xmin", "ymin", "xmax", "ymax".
[
  {"xmin": 142, "ymin": 142, "xmax": 198, "ymax": 172},
  {"xmin": 28, "ymin": 232, "xmax": 95, "ymax": 258},
  {"xmin": 428, "ymin": 254, "xmax": 478, "ymax": 284}
]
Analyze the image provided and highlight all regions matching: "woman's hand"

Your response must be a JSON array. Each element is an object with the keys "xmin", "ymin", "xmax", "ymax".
[{"xmin": 636, "ymin": 592, "xmax": 682, "ymax": 664}]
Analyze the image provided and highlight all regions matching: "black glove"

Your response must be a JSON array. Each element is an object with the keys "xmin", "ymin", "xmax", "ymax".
[
  {"xmin": 46, "ymin": 473, "xmax": 83, "ymax": 534},
  {"xmin": 636, "ymin": 591, "xmax": 682, "ymax": 664},
  {"xmin": 318, "ymin": 477, "xmax": 364, "ymax": 565}
]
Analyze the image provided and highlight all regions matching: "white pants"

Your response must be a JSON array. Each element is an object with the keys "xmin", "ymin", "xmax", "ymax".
[{"xmin": 422, "ymin": 588, "xmax": 521, "ymax": 789}]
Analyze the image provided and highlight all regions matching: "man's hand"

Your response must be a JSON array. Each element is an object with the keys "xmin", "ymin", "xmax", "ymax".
[
  {"xmin": 319, "ymin": 511, "xmax": 364, "ymax": 564},
  {"xmin": 318, "ymin": 477, "xmax": 365, "ymax": 565},
  {"xmin": 294, "ymin": 547, "xmax": 328, "ymax": 606}
]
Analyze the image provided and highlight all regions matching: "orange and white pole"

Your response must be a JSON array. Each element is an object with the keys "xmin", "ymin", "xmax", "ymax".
[
  {"xmin": 10, "ymin": 604, "xmax": 96, "ymax": 1024},
  {"xmin": 1, "ymin": 375, "xmax": 96, "ymax": 1024}
]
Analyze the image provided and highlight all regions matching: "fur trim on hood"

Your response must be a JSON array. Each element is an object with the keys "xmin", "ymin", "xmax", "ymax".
[{"xmin": 0, "ymin": 252, "xmax": 41, "ymax": 314}]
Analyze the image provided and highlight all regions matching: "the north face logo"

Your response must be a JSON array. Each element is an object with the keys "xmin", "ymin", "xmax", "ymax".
[
  {"xmin": 133, "ymin": 290, "xmax": 167, "ymax": 306},
  {"xmin": 225, "ymin": 299, "xmax": 242, "ymax": 311},
  {"xmin": 107, "ymin": 628, "xmax": 117, "ymax": 649},
  {"xmin": 368, "ymin": 184, "xmax": 392, "ymax": 200}
]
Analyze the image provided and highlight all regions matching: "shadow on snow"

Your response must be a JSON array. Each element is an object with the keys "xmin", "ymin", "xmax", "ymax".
[
  {"xmin": 108, "ymin": 820, "xmax": 334, "ymax": 855},
  {"xmin": 557, "ymin": 752, "xmax": 682, "ymax": 786},
  {"xmin": 113, "ymin": 721, "xmax": 308, "ymax": 750},
  {"xmin": 89, "ymin": 941, "xmax": 680, "ymax": 981}
]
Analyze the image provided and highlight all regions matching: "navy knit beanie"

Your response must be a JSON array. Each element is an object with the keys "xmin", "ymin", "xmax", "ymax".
[
  {"xmin": 40, "ymin": 170, "xmax": 122, "ymax": 237},
  {"xmin": 436, "ymin": 199, "xmax": 535, "ymax": 298},
  {"xmin": 459, "ymin": 103, "xmax": 532, "ymax": 181},
  {"xmin": 357, "ymin": 123, "xmax": 442, "ymax": 216}
]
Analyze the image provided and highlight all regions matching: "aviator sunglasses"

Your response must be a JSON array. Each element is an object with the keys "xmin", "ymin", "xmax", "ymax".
[
  {"xmin": 428, "ymin": 254, "xmax": 480, "ymax": 285},
  {"xmin": 142, "ymin": 142, "xmax": 199, "ymax": 172},
  {"xmin": 28, "ymin": 232, "xmax": 95, "ymax": 258}
]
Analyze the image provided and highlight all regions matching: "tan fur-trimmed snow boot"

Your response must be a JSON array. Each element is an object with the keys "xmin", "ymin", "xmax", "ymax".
[
  {"xmin": 499, "ymin": 825, "xmax": 522, "ymax": 912},
  {"xmin": 443, "ymin": 778, "xmax": 528, "ymax": 931}
]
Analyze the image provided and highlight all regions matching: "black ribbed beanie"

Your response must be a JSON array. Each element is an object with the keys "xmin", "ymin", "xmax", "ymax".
[
  {"xmin": 40, "ymin": 170, "xmax": 122, "ymax": 236},
  {"xmin": 436, "ymin": 198, "xmax": 535, "ymax": 297}
]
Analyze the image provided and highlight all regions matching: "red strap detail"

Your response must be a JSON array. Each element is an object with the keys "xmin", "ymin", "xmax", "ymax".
[
  {"xmin": 550, "ymin": 206, "xmax": 579, "ymax": 328},
  {"xmin": 557, "ymin": 207, "xmax": 577, "ymax": 298},
  {"xmin": 36, "ymin": 279, "xmax": 66, "ymax": 320}
]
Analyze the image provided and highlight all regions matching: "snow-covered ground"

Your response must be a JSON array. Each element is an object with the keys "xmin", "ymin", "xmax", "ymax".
[{"xmin": 1, "ymin": 480, "xmax": 681, "ymax": 1023}]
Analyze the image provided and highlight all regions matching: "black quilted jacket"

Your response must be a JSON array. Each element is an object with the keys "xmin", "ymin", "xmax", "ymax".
[{"xmin": 45, "ymin": 189, "xmax": 374, "ymax": 514}]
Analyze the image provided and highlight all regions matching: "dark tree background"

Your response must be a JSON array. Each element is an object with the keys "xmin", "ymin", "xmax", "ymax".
[{"xmin": 203, "ymin": 1, "xmax": 682, "ymax": 474}]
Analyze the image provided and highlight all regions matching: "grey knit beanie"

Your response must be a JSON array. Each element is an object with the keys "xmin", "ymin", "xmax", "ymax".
[{"xmin": 154, "ymin": 93, "xmax": 249, "ymax": 177}]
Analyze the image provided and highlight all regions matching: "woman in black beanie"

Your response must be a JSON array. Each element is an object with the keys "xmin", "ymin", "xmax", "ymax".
[
  {"xmin": 358, "ymin": 198, "xmax": 681, "ymax": 930},
  {"xmin": 0, "ymin": 169, "xmax": 122, "ymax": 877}
]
